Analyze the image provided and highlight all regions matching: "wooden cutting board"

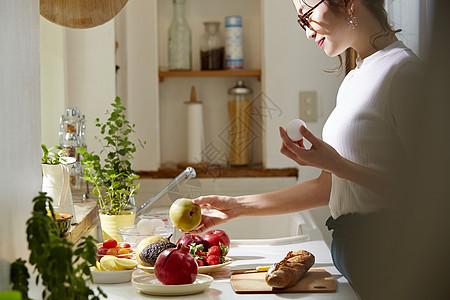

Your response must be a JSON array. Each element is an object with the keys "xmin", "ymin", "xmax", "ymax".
[{"xmin": 230, "ymin": 269, "xmax": 336, "ymax": 294}]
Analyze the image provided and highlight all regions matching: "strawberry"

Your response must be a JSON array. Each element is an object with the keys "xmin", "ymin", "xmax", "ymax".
[
  {"xmin": 196, "ymin": 259, "xmax": 205, "ymax": 267},
  {"xmin": 206, "ymin": 255, "xmax": 220, "ymax": 266},
  {"xmin": 195, "ymin": 251, "xmax": 207, "ymax": 257},
  {"xmin": 103, "ymin": 239, "xmax": 118, "ymax": 249},
  {"xmin": 207, "ymin": 245, "xmax": 221, "ymax": 257}
]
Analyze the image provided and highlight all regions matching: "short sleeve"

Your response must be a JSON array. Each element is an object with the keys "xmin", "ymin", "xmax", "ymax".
[{"xmin": 388, "ymin": 58, "xmax": 425, "ymax": 161}]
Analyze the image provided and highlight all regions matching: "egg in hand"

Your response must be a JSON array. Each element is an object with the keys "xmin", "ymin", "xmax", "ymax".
[{"xmin": 286, "ymin": 119, "xmax": 307, "ymax": 142}]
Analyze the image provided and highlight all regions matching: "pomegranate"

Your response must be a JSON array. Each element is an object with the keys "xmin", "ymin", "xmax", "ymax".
[{"xmin": 154, "ymin": 244, "xmax": 198, "ymax": 285}]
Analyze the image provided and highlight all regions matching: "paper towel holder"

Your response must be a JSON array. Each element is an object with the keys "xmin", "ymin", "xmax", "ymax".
[
  {"xmin": 184, "ymin": 86, "xmax": 202, "ymax": 104},
  {"xmin": 178, "ymin": 86, "xmax": 210, "ymax": 170}
]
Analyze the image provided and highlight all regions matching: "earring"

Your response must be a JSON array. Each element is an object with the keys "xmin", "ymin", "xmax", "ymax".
[{"xmin": 348, "ymin": 13, "xmax": 358, "ymax": 28}]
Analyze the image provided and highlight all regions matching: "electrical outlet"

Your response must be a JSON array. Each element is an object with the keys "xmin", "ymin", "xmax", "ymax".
[{"xmin": 299, "ymin": 91, "xmax": 318, "ymax": 122}]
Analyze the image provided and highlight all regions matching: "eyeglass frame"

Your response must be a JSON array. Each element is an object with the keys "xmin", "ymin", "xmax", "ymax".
[{"xmin": 297, "ymin": 0, "xmax": 326, "ymax": 31}]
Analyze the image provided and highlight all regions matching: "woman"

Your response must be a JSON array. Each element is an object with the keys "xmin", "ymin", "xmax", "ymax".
[{"xmin": 191, "ymin": 0, "xmax": 422, "ymax": 297}]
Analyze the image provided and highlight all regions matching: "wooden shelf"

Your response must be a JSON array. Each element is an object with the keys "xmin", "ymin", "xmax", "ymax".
[
  {"xmin": 136, "ymin": 166, "xmax": 298, "ymax": 179},
  {"xmin": 63, "ymin": 200, "xmax": 99, "ymax": 244},
  {"xmin": 159, "ymin": 69, "xmax": 261, "ymax": 82}
]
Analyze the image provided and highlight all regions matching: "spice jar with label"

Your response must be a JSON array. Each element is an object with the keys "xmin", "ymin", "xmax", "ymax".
[
  {"xmin": 228, "ymin": 80, "xmax": 253, "ymax": 166},
  {"xmin": 200, "ymin": 22, "xmax": 225, "ymax": 70}
]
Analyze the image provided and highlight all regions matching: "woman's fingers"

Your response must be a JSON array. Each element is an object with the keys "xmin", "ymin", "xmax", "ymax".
[{"xmin": 300, "ymin": 125, "xmax": 317, "ymax": 145}]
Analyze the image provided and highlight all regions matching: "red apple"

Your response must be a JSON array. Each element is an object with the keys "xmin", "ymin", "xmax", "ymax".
[
  {"xmin": 177, "ymin": 234, "xmax": 208, "ymax": 250},
  {"xmin": 202, "ymin": 230, "xmax": 230, "ymax": 255},
  {"xmin": 154, "ymin": 244, "xmax": 198, "ymax": 285}
]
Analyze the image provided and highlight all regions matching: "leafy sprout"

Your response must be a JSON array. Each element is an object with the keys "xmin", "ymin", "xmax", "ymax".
[
  {"xmin": 80, "ymin": 97, "xmax": 145, "ymax": 215},
  {"xmin": 41, "ymin": 144, "xmax": 68, "ymax": 165}
]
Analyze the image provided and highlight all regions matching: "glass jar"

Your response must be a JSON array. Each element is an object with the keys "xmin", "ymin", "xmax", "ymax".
[
  {"xmin": 168, "ymin": 0, "xmax": 192, "ymax": 71},
  {"xmin": 227, "ymin": 80, "xmax": 253, "ymax": 166},
  {"xmin": 200, "ymin": 22, "xmax": 225, "ymax": 70},
  {"xmin": 59, "ymin": 107, "xmax": 85, "ymax": 190}
]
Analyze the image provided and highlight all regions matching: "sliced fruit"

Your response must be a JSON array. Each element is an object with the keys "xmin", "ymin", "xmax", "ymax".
[
  {"xmin": 96, "ymin": 260, "xmax": 105, "ymax": 271},
  {"xmin": 114, "ymin": 258, "xmax": 138, "ymax": 270},
  {"xmin": 46, "ymin": 207, "xmax": 61, "ymax": 220},
  {"xmin": 135, "ymin": 236, "xmax": 168, "ymax": 265},
  {"xmin": 100, "ymin": 255, "xmax": 120, "ymax": 271}
]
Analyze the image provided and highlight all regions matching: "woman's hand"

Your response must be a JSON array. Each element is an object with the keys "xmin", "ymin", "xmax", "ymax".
[
  {"xmin": 279, "ymin": 125, "xmax": 343, "ymax": 173},
  {"xmin": 188, "ymin": 195, "xmax": 240, "ymax": 234}
]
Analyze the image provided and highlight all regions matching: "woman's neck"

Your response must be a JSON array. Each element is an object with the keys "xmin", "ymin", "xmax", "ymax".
[
  {"xmin": 351, "ymin": 3, "xmax": 399, "ymax": 59},
  {"xmin": 356, "ymin": 34, "xmax": 398, "ymax": 60}
]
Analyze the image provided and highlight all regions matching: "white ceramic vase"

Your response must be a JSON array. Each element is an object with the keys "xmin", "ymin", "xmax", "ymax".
[{"xmin": 42, "ymin": 157, "xmax": 77, "ymax": 220}]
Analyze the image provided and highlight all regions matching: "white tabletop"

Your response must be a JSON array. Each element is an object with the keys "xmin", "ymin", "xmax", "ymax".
[{"xmin": 94, "ymin": 238, "xmax": 359, "ymax": 299}]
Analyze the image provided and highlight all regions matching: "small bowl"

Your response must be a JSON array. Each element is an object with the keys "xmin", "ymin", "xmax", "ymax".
[
  {"xmin": 96, "ymin": 242, "xmax": 136, "ymax": 261},
  {"xmin": 118, "ymin": 214, "xmax": 174, "ymax": 244},
  {"xmin": 90, "ymin": 266, "xmax": 135, "ymax": 284},
  {"xmin": 57, "ymin": 213, "xmax": 73, "ymax": 235}
]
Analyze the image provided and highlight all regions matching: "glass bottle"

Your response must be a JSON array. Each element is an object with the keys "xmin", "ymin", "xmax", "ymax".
[
  {"xmin": 168, "ymin": 0, "xmax": 192, "ymax": 71},
  {"xmin": 228, "ymin": 80, "xmax": 253, "ymax": 166},
  {"xmin": 200, "ymin": 22, "xmax": 225, "ymax": 70}
]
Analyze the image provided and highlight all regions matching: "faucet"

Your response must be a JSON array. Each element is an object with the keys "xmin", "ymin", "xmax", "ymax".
[{"xmin": 136, "ymin": 167, "xmax": 197, "ymax": 217}]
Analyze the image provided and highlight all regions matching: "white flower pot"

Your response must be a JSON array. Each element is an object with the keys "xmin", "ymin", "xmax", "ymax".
[{"xmin": 42, "ymin": 157, "xmax": 77, "ymax": 220}]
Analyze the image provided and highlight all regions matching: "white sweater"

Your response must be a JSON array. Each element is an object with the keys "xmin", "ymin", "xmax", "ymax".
[{"xmin": 323, "ymin": 41, "xmax": 423, "ymax": 218}]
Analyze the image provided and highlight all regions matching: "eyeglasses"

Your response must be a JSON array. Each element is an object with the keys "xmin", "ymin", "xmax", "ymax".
[{"xmin": 297, "ymin": 0, "xmax": 326, "ymax": 31}]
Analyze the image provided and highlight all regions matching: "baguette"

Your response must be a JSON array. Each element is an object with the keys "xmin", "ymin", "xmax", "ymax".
[{"xmin": 265, "ymin": 250, "xmax": 315, "ymax": 288}]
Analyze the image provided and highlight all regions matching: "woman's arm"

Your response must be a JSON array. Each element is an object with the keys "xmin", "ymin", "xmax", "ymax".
[
  {"xmin": 236, "ymin": 170, "xmax": 331, "ymax": 217},
  {"xmin": 280, "ymin": 125, "xmax": 401, "ymax": 197},
  {"xmin": 190, "ymin": 171, "xmax": 331, "ymax": 233}
]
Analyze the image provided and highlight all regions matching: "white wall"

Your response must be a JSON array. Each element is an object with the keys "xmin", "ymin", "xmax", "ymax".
[
  {"xmin": 0, "ymin": 0, "xmax": 41, "ymax": 291},
  {"xmin": 40, "ymin": 17, "xmax": 68, "ymax": 147},
  {"xmin": 65, "ymin": 23, "xmax": 117, "ymax": 157},
  {"xmin": 40, "ymin": 18, "xmax": 117, "ymax": 158},
  {"xmin": 115, "ymin": 0, "xmax": 160, "ymax": 171}
]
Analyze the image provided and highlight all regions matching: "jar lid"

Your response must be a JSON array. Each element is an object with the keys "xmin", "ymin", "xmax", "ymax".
[
  {"xmin": 65, "ymin": 107, "xmax": 81, "ymax": 118},
  {"xmin": 228, "ymin": 80, "xmax": 252, "ymax": 95}
]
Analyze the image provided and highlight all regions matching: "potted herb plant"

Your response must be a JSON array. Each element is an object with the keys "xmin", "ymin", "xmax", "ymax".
[
  {"xmin": 41, "ymin": 144, "xmax": 76, "ymax": 219},
  {"xmin": 79, "ymin": 97, "xmax": 145, "ymax": 241},
  {"xmin": 10, "ymin": 192, "xmax": 105, "ymax": 300}
]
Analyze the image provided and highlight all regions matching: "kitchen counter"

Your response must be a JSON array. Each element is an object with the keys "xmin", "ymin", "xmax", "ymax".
[{"xmin": 93, "ymin": 238, "xmax": 359, "ymax": 299}]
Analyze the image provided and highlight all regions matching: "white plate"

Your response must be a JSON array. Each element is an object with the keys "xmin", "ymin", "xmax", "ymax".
[
  {"xmin": 132, "ymin": 274, "xmax": 213, "ymax": 296},
  {"xmin": 90, "ymin": 267, "xmax": 135, "ymax": 284},
  {"xmin": 137, "ymin": 257, "xmax": 232, "ymax": 274}
]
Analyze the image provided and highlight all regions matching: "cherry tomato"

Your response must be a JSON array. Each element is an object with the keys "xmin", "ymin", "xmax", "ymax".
[
  {"xmin": 103, "ymin": 239, "xmax": 118, "ymax": 249},
  {"xmin": 121, "ymin": 243, "xmax": 131, "ymax": 248}
]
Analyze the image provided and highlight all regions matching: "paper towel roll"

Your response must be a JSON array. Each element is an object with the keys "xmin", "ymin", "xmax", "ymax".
[{"xmin": 186, "ymin": 102, "xmax": 205, "ymax": 163}]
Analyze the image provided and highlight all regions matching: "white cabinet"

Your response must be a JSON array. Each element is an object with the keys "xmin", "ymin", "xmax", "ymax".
[
  {"xmin": 117, "ymin": 0, "xmax": 343, "ymax": 174},
  {"xmin": 117, "ymin": 0, "xmax": 264, "ymax": 171}
]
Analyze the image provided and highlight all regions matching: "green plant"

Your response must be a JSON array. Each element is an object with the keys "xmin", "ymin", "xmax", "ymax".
[
  {"xmin": 41, "ymin": 144, "xmax": 67, "ymax": 165},
  {"xmin": 10, "ymin": 258, "xmax": 29, "ymax": 300},
  {"xmin": 10, "ymin": 192, "xmax": 106, "ymax": 300},
  {"xmin": 79, "ymin": 97, "xmax": 145, "ymax": 215}
]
